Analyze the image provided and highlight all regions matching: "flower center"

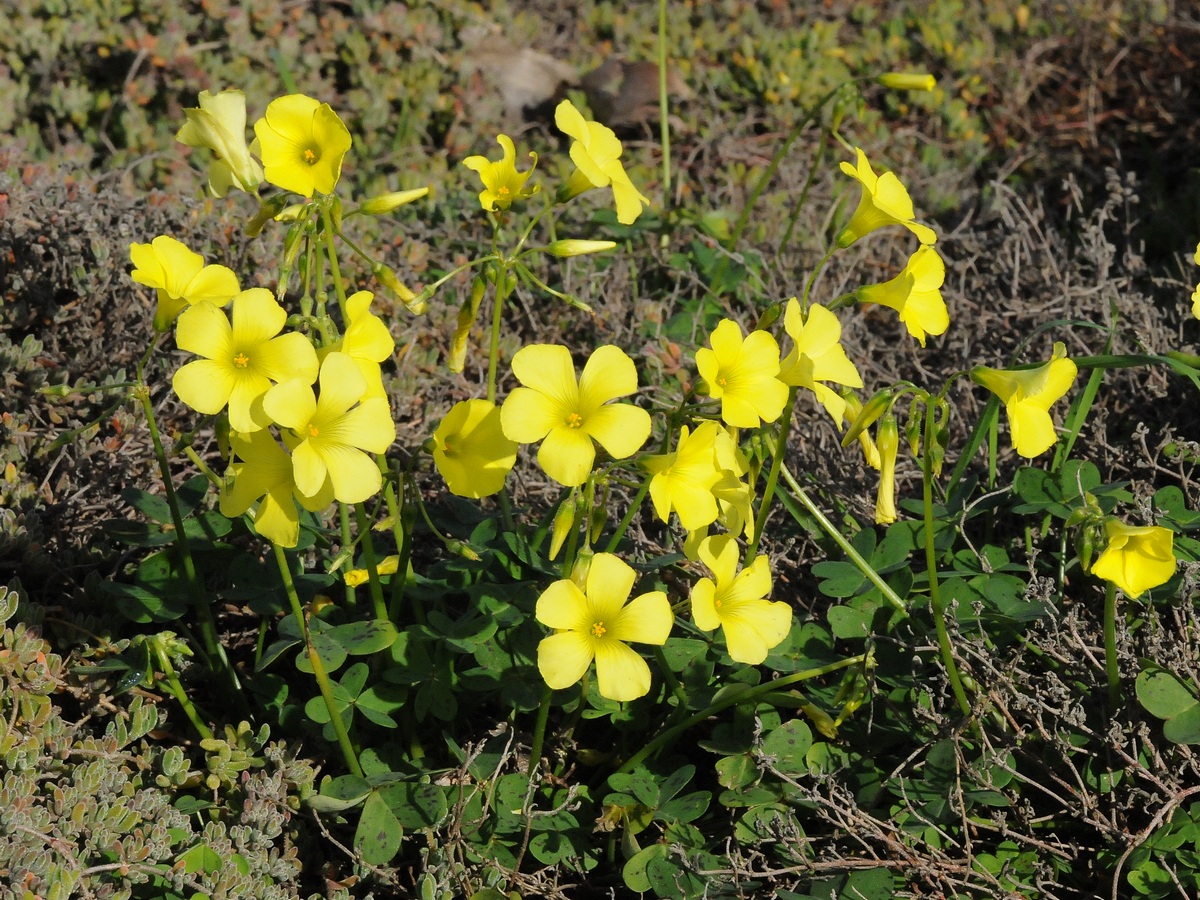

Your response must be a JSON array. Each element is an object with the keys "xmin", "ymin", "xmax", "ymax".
[
  {"xmin": 303, "ymin": 147, "xmax": 320, "ymax": 165},
  {"xmin": 566, "ymin": 412, "xmax": 584, "ymax": 429},
  {"xmin": 307, "ymin": 423, "xmax": 320, "ymax": 438},
  {"xmin": 498, "ymin": 185, "xmax": 511, "ymax": 196},
  {"xmin": 232, "ymin": 352, "xmax": 250, "ymax": 369},
  {"xmin": 590, "ymin": 621, "xmax": 606, "ymax": 638},
  {"xmin": 717, "ymin": 374, "xmax": 728, "ymax": 388}
]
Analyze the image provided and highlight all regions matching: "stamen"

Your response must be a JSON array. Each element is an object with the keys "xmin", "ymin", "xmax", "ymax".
[
  {"xmin": 232, "ymin": 352, "xmax": 250, "ymax": 368},
  {"xmin": 590, "ymin": 621, "xmax": 606, "ymax": 638},
  {"xmin": 307, "ymin": 423, "xmax": 320, "ymax": 437},
  {"xmin": 566, "ymin": 412, "xmax": 584, "ymax": 429}
]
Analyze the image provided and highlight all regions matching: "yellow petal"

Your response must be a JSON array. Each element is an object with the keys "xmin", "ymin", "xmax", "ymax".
[
  {"xmin": 536, "ymin": 578, "xmax": 592, "ymax": 631},
  {"xmin": 578, "ymin": 345, "xmax": 639, "ymax": 405},
  {"xmin": 583, "ymin": 403, "xmax": 650, "ymax": 460},
  {"xmin": 593, "ymin": 639, "xmax": 653, "ymax": 701},
  {"xmin": 611, "ymin": 590, "xmax": 673, "ymax": 645},
  {"xmin": 538, "ymin": 632, "xmax": 595, "ymax": 690}
]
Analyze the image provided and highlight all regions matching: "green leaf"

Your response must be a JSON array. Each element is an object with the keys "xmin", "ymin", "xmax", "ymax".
[
  {"xmin": 1137, "ymin": 667, "xmax": 1199, "ymax": 719},
  {"xmin": 715, "ymin": 754, "xmax": 757, "ymax": 791},
  {"xmin": 379, "ymin": 782, "xmax": 450, "ymax": 830},
  {"xmin": 608, "ymin": 768, "xmax": 660, "ymax": 809},
  {"xmin": 623, "ymin": 843, "xmax": 668, "ymax": 893},
  {"xmin": 826, "ymin": 601, "xmax": 878, "ymax": 639},
  {"xmin": 1164, "ymin": 703, "xmax": 1200, "ymax": 745},
  {"xmin": 760, "ymin": 720, "xmax": 812, "ymax": 775},
  {"xmin": 328, "ymin": 619, "xmax": 399, "ymax": 655},
  {"xmin": 357, "ymin": 790, "xmax": 402, "ymax": 866},
  {"xmin": 175, "ymin": 843, "xmax": 222, "ymax": 875},
  {"xmin": 657, "ymin": 791, "xmax": 711, "ymax": 823},
  {"xmin": 120, "ymin": 486, "xmax": 174, "ymax": 524}
]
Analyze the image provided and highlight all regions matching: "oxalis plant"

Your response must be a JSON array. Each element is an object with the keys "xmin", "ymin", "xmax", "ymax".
[{"xmin": 101, "ymin": 64, "xmax": 1200, "ymax": 898}]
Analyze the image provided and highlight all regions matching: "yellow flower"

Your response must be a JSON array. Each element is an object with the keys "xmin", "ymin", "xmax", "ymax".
[
  {"xmin": 1089, "ymin": 518, "xmax": 1176, "ymax": 598},
  {"xmin": 462, "ymin": 134, "xmax": 539, "ymax": 212},
  {"xmin": 432, "ymin": 399, "xmax": 517, "ymax": 498},
  {"xmin": 554, "ymin": 99, "xmax": 650, "ymax": 225},
  {"xmin": 262, "ymin": 352, "xmax": 395, "ymax": 503},
  {"xmin": 777, "ymin": 302, "xmax": 863, "ymax": 424},
  {"xmin": 682, "ymin": 429, "xmax": 754, "ymax": 559},
  {"xmin": 129, "ymin": 235, "xmax": 241, "ymax": 331},
  {"xmin": 319, "ymin": 291, "xmax": 394, "ymax": 398},
  {"xmin": 856, "ymin": 245, "xmax": 949, "ymax": 346},
  {"xmin": 500, "ymin": 344, "xmax": 651, "ymax": 487},
  {"xmin": 836, "ymin": 148, "xmax": 936, "ymax": 247},
  {"xmin": 536, "ymin": 552, "xmax": 673, "ymax": 701},
  {"xmin": 696, "ymin": 319, "xmax": 788, "ymax": 428},
  {"xmin": 874, "ymin": 415, "xmax": 899, "ymax": 525},
  {"xmin": 691, "ymin": 535, "xmax": 792, "ymax": 665},
  {"xmin": 840, "ymin": 391, "xmax": 882, "ymax": 470},
  {"xmin": 173, "ymin": 288, "xmax": 319, "ymax": 433},
  {"xmin": 175, "ymin": 89, "xmax": 263, "ymax": 197},
  {"xmin": 253, "ymin": 94, "xmax": 352, "ymax": 197},
  {"xmin": 219, "ymin": 427, "xmax": 333, "ymax": 548},
  {"xmin": 970, "ymin": 342, "xmax": 1078, "ymax": 458},
  {"xmin": 644, "ymin": 421, "xmax": 725, "ymax": 530}
]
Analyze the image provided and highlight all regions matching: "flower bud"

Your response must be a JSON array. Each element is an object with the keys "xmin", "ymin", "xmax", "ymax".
[
  {"xmin": 549, "ymin": 493, "xmax": 579, "ymax": 561},
  {"xmin": 877, "ymin": 72, "xmax": 937, "ymax": 92},
  {"xmin": 875, "ymin": 415, "xmax": 900, "ymax": 525},
  {"xmin": 274, "ymin": 203, "xmax": 306, "ymax": 223},
  {"xmin": 356, "ymin": 186, "xmax": 430, "ymax": 216},
  {"xmin": 373, "ymin": 263, "xmax": 427, "ymax": 315},
  {"xmin": 842, "ymin": 388, "xmax": 894, "ymax": 446},
  {"xmin": 545, "ymin": 239, "xmax": 617, "ymax": 258}
]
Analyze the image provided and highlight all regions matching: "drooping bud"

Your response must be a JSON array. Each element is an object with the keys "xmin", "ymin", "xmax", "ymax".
[
  {"xmin": 373, "ymin": 263, "xmax": 427, "ymax": 315},
  {"xmin": 356, "ymin": 187, "xmax": 430, "ymax": 217},
  {"xmin": 877, "ymin": 72, "xmax": 937, "ymax": 92},
  {"xmin": 545, "ymin": 239, "xmax": 618, "ymax": 258},
  {"xmin": 842, "ymin": 388, "xmax": 894, "ymax": 447},
  {"xmin": 875, "ymin": 415, "xmax": 900, "ymax": 525},
  {"xmin": 447, "ymin": 275, "xmax": 488, "ymax": 373}
]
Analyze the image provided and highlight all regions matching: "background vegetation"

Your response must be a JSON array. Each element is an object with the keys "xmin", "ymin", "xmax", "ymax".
[{"xmin": 3, "ymin": 1, "xmax": 1200, "ymax": 898}]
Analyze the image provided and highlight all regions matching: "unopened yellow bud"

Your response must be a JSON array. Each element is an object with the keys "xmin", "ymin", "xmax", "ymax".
[
  {"xmin": 875, "ymin": 415, "xmax": 900, "ymax": 525},
  {"xmin": 877, "ymin": 72, "xmax": 937, "ymax": 92},
  {"xmin": 274, "ymin": 203, "xmax": 306, "ymax": 223},
  {"xmin": 842, "ymin": 388, "xmax": 894, "ymax": 447},
  {"xmin": 545, "ymin": 239, "xmax": 617, "ymax": 258},
  {"xmin": 357, "ymin": 187, "xmax": 430, "ymax": 216},
  {"xmin": 373, "ymin": 263, "xmax": 427, "ymax": 315},
  {"xmin": 548, "ymin": 495, "xmax": 579, "ymax": 561}
]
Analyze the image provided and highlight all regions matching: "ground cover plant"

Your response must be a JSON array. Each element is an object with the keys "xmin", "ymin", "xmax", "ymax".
[{"xmin": 4, "ymin": 1, "xmax": 1200, "ymax": 898}]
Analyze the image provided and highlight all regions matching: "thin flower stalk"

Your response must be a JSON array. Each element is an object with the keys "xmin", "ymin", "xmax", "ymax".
[{"xmin": 272, "ymin": 542, "xmax": 363, "ymax": 778}]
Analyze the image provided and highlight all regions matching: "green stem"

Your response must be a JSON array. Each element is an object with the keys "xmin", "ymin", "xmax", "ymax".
[
  {"xmin": 617, "ymin": 652, "xmax": 869, "ymax": 773},
  {"xmin": 149, "ymin": 637, "xmax": 214, "ymax": 741},
  {"xmin": 779, "ymin": 465, "xmax": 906, "ymax": 614},
  {"xmin": 528, "ymin": 683, "xmax": 554, "ymax": 787},
  {"xmin": 487, "ymin": 256, "xmax": 511, "ymax": 404},
  {"xmin": 657, "ymin": 0, "xmax": 671, "ymax": 205},
  {"xmin": 272, "ymin": 542, "xmax": 363, "ymax": 777},
  {"xmin": 1104, "ymin": 581, "xmax": 1121, "ymax": 708},
  {"xmin": 320, "ymin": 204, "xmax": 349, "ymax": 307},
  {"xmin": 134, "ymin": 387, "xmax": 229, "ymax": 676},
  {"xmin": 354, "ymin": 503, "xmax": 389, "ymax": 621},
  {"xmin": 728, "ymin": 81, "xmax": 857, "ymax": 250},
  {"xmin": 605, "ymin": 477, "xmax": 650, "ymax": 553},
  {"xmin": 338, "ymin": 503, "xmax": 356, "ymax": 612},
  {"xmin": 799, "ymin": 243, "xmax": 840, "ymax": 312},
  {"xmin": 382, "ymin": 461, "xmax": 422, "ymax": 625},
  {"xmin": 747, "ymin": 388, "xmax": 796, "ymax": 562},
  {"xmin": 922, "ymin": 403, "xmax": 972, "ymax": 719}
]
